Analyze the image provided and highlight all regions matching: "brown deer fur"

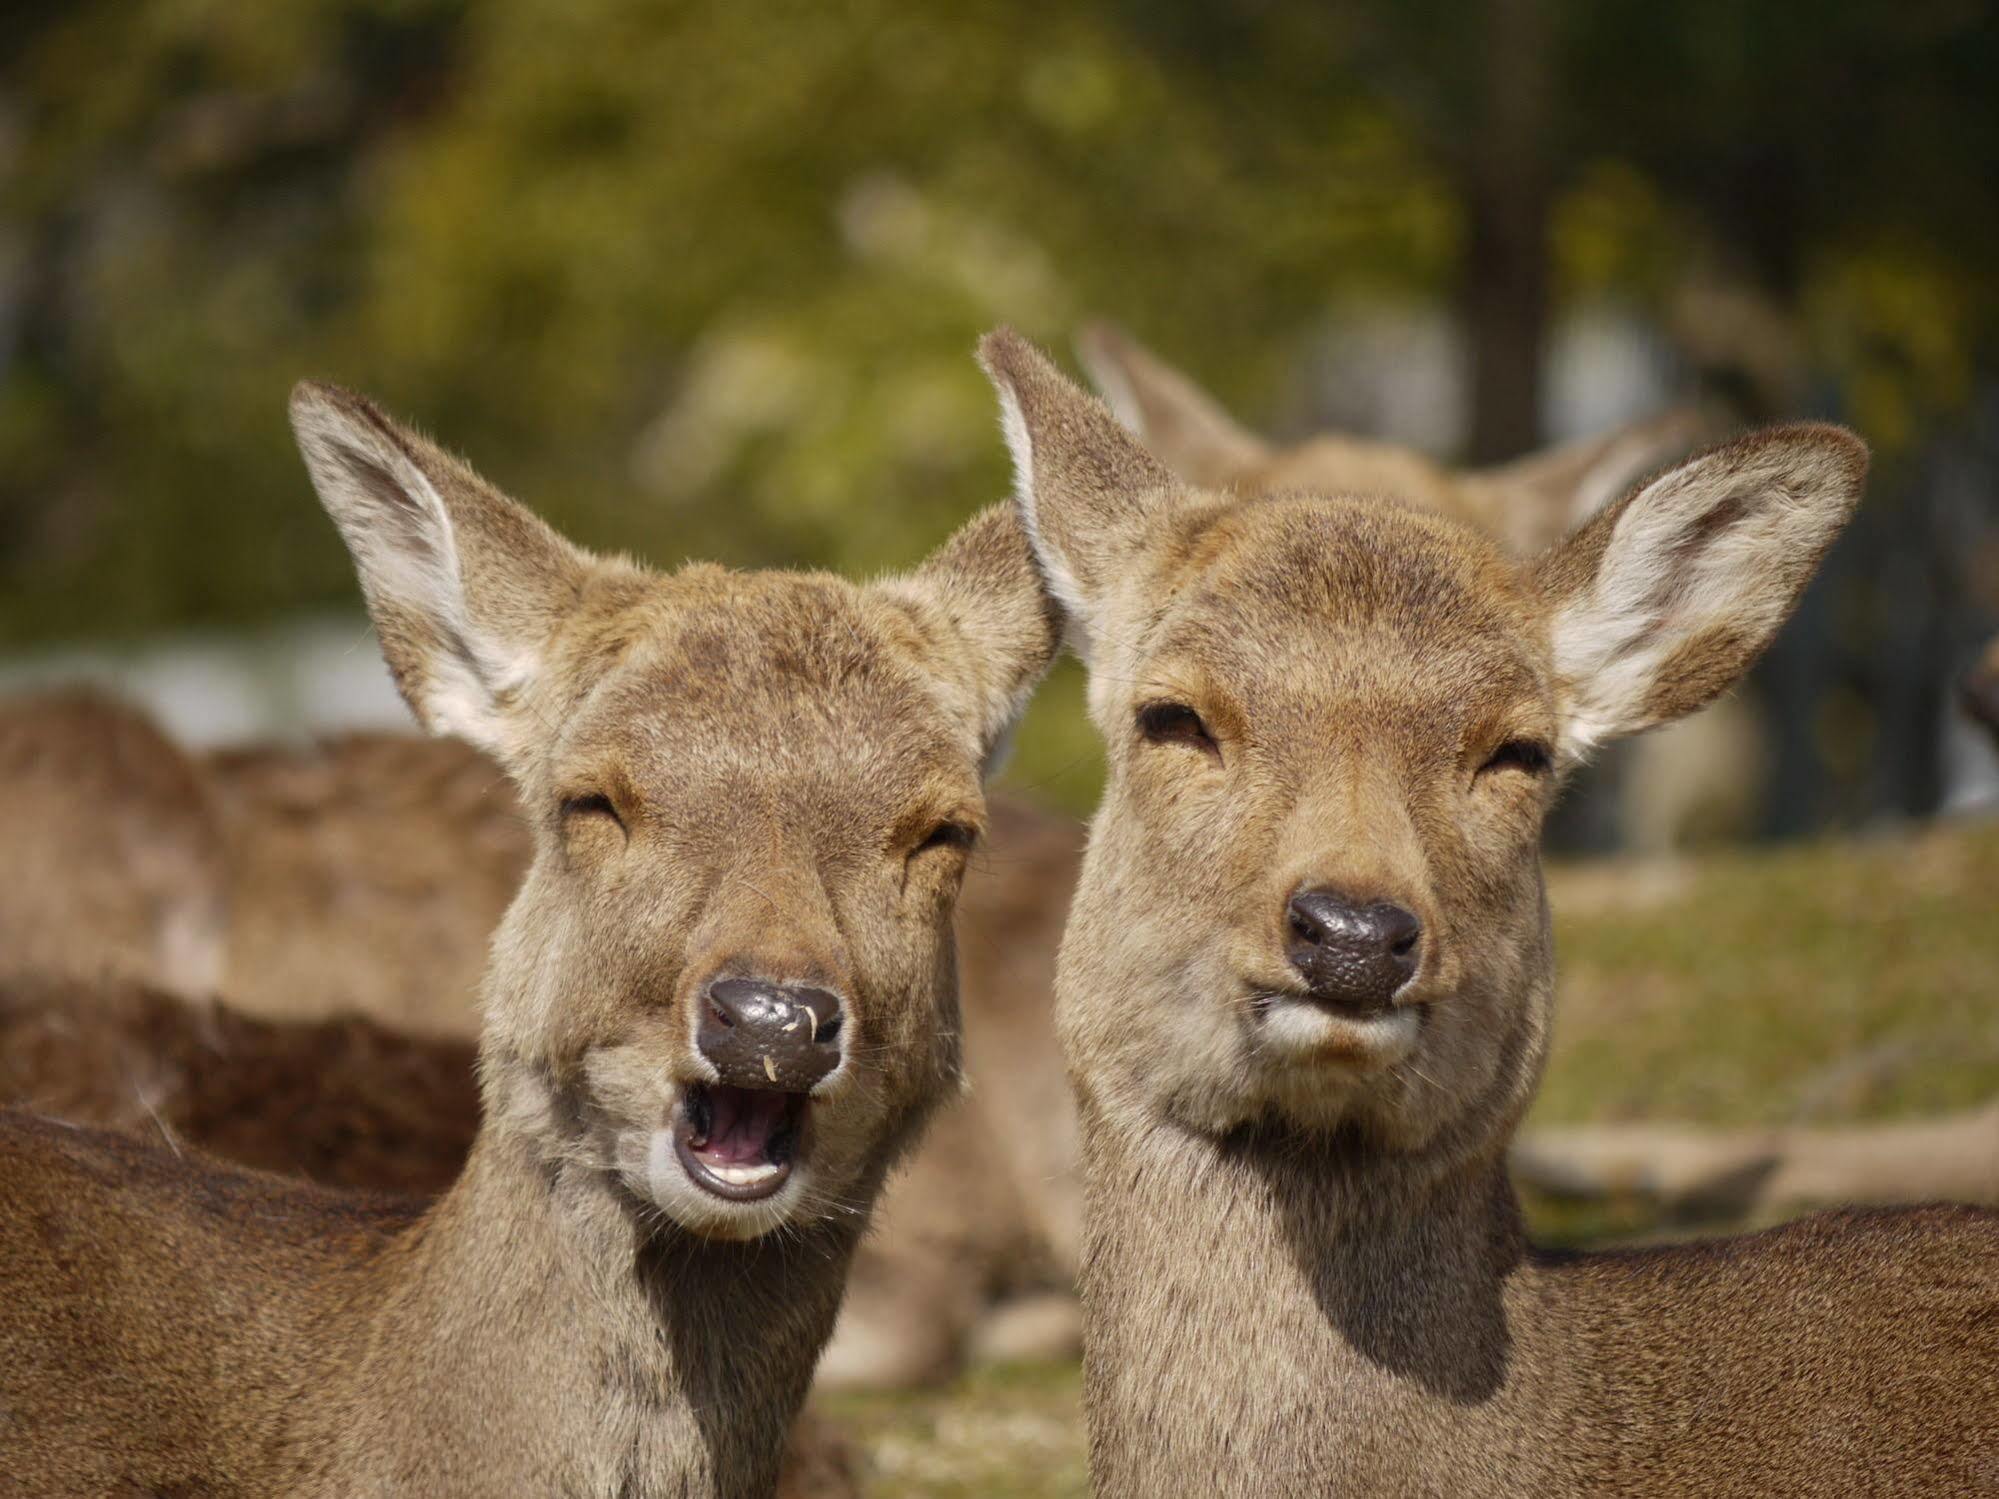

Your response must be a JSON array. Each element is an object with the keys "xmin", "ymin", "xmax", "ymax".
[
  {"xmin": 982, "ymin": 327, "xmax": 1999, "ymax": 1497},
  {"xmin": 819, "ymin": 794, "xmax": 1084, "ymax": 1387},
  {"xmin": 208, "ymin": 731, "xmax": 528, "ymax": 1034},
  {"xmin": 0, "ymin": 381, "xmax": 1058, "ymax": 1496},
  {"xmin": 0, "ymin": 689, "xmax": 229, "ymax": 994},
  {"xmin": 0, "ymin": 671, "xmax": 1085, "ymax": 1387},
  {"xmin": 0, "ymin": 968, "xmax": 478, "ymax": 1196},
  {"xmin": 0, "ymin": 350, "xmax": 1776, "ymax": 1394},
  {"xmin": 0, "ymin": 968, "xmax": 860, "ymax": 1496}
]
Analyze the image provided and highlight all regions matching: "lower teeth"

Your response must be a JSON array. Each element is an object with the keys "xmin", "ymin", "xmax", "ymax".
[{"xmin": 710, "ymin": 1162, "xmax": 780, "ymax": 1186}]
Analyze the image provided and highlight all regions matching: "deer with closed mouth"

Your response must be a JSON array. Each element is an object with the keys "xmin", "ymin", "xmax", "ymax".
[
  {"xmin": 1077, "ymin": 320, "xmax": 1775, "ymax": 859},
  {"xmin": 0, "ymin": 380, "xmax": 1057, "ymax": 1497},
  {"xmin": 980, "ymin": 328, "xmax": 1999, "ymax": 1498}
]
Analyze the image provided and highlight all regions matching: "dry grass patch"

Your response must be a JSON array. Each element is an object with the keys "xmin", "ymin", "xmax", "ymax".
[{"xmin": 821, "ymin": 1360, "xmax": 1088, "ymax": 1499}]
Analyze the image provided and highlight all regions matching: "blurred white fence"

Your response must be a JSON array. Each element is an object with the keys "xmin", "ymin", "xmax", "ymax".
[{"xmin": 0, "ymin": 613, "xmax": 410, "ymax": 747}]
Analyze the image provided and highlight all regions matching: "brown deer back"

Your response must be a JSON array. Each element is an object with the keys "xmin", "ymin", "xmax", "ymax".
[{"xmin": 0, "ymin": 689, "xmax": 228, "ymax": 994}]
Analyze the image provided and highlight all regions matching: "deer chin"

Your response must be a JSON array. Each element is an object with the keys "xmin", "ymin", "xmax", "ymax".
[
  {"xmin": 1153, "ymin": 987, "xmax": 1425, "ymax": 1138},
  {"xmin": 637, "ymin": 1083, "xmax": 814, "ymax": 1240},
  {"xmin": 1252, "ymin": 994, "xmax": 1423, "ymax": 1072}
]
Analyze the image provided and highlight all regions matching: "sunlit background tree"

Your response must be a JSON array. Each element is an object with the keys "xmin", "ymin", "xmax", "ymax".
[{"xmin": 5, "ymin": 0, "xmax": 1996, "ymax": 822}]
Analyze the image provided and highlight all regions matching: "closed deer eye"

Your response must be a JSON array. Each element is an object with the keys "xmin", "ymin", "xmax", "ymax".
[
  {"xmin": 912, "ymin": 820, "xmax": 977, "ymax": 858},
  {"xmin": 1137, "ymin": 701, "xmax": 1220, "ymax": 759},
  {"xmin": 559, "ymin": 791, "xmax": 627, "ymax": 833},
  {"xmin": 1479, "ymin": 739, "xmax": 1553, "ymax": 777}
]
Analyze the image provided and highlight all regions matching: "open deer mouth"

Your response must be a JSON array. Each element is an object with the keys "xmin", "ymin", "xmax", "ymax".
[{"xmin": 673, "ymin": 1084, "xmax": 805, "ymax": 1202}]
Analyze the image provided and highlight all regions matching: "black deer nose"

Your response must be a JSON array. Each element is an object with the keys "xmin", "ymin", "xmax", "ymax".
[
  {"xmin": 698, "ymin": 979, "xmax": 845, "ymax": 1090},
  {"xmin": 1285, "ymin": 889, "xmax": 1422, "ymax": 1010}
]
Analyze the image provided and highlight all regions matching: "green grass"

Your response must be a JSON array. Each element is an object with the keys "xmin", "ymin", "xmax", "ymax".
[
  {"xmin": 1538, "ymin": 820, "xmax": 1999, "ymax": 1129},
  {"xmin": 992, "ymin": 659, "xmax": 1106, "ymax": 821},
  {"xmin": 842, "ymin": 819, "xmax": 1999, "ymax": 1493},
  {"xmin": 821, "ymin": 1360, "xmax": 1088, "ymax": 1499}
]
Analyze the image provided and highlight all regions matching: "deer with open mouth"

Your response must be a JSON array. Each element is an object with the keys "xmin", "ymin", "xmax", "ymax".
[{"xmin": 0, "ymin": 380, "xmax": 1058, "ymax": 1497}]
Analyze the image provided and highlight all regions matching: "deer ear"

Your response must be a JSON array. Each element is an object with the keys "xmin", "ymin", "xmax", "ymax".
[
  {"xmin": 1537, "ymin": 424, "xmax": 1865, "ymax": 763},
  {"xmin": 881, "ymin": 504, "xmax": 1063, "ymax": 769},
  {"xmin": 1466, "ymin": 407, "xmax": 1709, "ymax": 556},
  {"xmin": 978, "ymin": 328, "xmax": 1178, "ymax": 658},
  {"xmin": 289, "ymin": 382, "xmax": 588, "ymax": 760},
  {"xmin": 1075, "ymin": 321, "xmax": 1271, "ymax": 488}
]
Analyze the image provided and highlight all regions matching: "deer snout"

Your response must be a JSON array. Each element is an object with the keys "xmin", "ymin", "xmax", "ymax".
[
  {"xmin": 698, "ymin": 978, "xmax": 846, "ymax": 1091},
  {"xmin": 1285, "ymin": 888, "xmax": 1422, "ymax": 1011}
]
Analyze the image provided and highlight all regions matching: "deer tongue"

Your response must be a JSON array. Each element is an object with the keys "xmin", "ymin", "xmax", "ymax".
[{"xmin": 699, "ymin": 1085, "xmax": 793, "ymax": 1166}]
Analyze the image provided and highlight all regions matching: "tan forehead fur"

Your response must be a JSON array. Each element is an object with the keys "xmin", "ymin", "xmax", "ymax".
[
  {"xmin": 1095, "ymin": 487, "xmax": 1554, "ymax": 731},
  {"xmin": 517, "ymin": 557, "xmax": 985, "ymax": 812}
]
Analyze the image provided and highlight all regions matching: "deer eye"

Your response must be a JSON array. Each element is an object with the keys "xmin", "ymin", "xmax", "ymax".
[
  {"xmin": 911, "ymin": 820, "xmax": 977, "ymax": 858},
  {"xmin": 1478, "ymin": 739, "xmax": 1553, "ymax": 777},
  {"xmin": 559, "ymin": 791, "xmax": 627, "ymax": 833},
  {"xmin": 1137, "ymin": 701, "xmax": 1220, "ymax": 759}
]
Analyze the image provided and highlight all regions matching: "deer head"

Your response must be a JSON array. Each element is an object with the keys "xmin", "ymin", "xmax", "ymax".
[
  {"xmin": 982, "ymin": 331, "xmax": 1861, "ymax": 1170},
  {"xmin": 292, "ymin": 383, "xmax": 1057, "ymax": 1239}
]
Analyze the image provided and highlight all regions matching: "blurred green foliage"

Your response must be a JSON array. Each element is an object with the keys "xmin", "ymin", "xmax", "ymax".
[{"xmin": 4, "ymin": 0, "xmax": 1997, "ymax": 809}]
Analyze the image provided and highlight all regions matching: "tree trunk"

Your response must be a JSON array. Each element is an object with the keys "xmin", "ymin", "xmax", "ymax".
[{"xmin": 1461, "ymin": 0, "xmax": 1552, "ymax": 464}]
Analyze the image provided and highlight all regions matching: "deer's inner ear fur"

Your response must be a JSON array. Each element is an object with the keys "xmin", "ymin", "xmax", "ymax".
[
  {"xmin": 977, "ymin": 328, "xmax": 1178, "ymax": 659},
  {"xmin": 290, "ymin": 381, "xmax": 588, "ymax": 760},
  {"xmin": 1538, "ymin": 423, "xmax": 1867, "ymax": 764},
  {"xmin": 881, "ymin": 504, "xmax": 1063, "ymax": 767}
]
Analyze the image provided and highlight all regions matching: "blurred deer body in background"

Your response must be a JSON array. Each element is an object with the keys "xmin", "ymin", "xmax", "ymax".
[
  {"xmin": 0, "ymin": 690, "xmax": 229, "ymax": 996},
  {"xmin": 0, "ymin": 968, "xmax": 480, "ymax": 1197},
  {"xmin": 1514, "ymin": 1105, "xmax": 1999, "ymax": 1221},
  {"xmin": 0, "ymin": 384, "xmax": 1058, "ymax": 1497},
  {"xmin": 207, "ymin": 731, "xmax": 529, "ymax": 1034},
  {"xmin": 818, "ymin": 791, "xmax": 1086, "ymax": 1387},
  {"xmin": 0, "ymin": 690, "xmax": 522, "ymax": 1034},
  {"xmin": 1075, "ymin": 320, "xmax": 1704, "ymax": 559},
  {"xmin": 983, "ymin": 328, "xmax": 1999, "ymax": 1497}
]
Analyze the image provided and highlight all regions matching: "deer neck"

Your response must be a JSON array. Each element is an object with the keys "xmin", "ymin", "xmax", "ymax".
[
  {"xmin": 341, "ymin": 1123, "xmax": 860, "ymax": 1498},
  {"xmin": 1073, "ymin": 1098, "xmax": 1561, "ymax": 1498}
]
